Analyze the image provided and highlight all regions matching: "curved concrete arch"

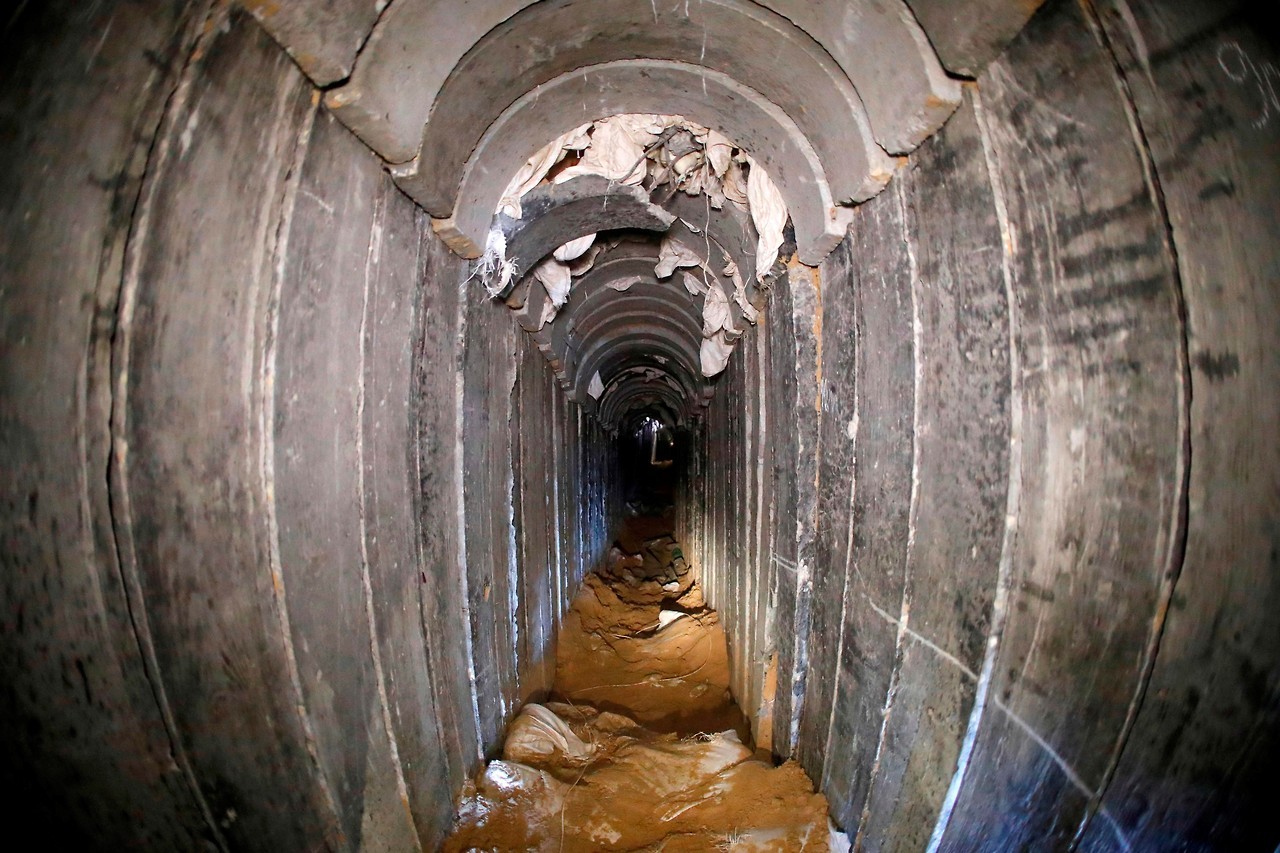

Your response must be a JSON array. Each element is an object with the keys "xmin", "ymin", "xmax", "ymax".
[
  {"xmin": 547, "ymin": 246, "xmax": 715, "ymax": 356},
  {"xmin": 608, "ymin": 362, "xmax": 689, "ymax": 395},
  {"xmin": 563, "ymin": 246, "xmax": 720, "ymax": 302},
  {"xmin": 765, "ymin": 0, "xmax": 961, "ymax": 153},
  {"xmin": 558, "ymin": 264, "xmax": 706, "ymax": 341},
  {"xmin": 557, "ymin": 281, "xmax": 704, "ymax": 367},
  {"xmin": 581, "ymin": 361, "xmax": 698, "ymax": 421},
  {"xmin": 561, "ymin": 254, "xmax": 708, "ymax": 315},
  {"xmin": 604, "ymin": 369, "xmax": 688, "ymax": 404},
  {"xmin": 616, "ymin": 399, "xmax": 685, "ymax": 427},
  {"xmin": 498, "ymin": 176, "xmax": 676, "ymax": 292},
  {"xmin": 599, "ymin": 384, "xmax": 690, "ymax": 428},
  {"xmin": 616, "ymin": 400, "xmax": 685, "ymax": 435},
  {"xmin": 574, "ymin": 326, "xmax": 703, "ymax": 403},
  {"xmin": 573, "ymin": 320, "xmax": 701, "ymax": 376},
  {"xmin": 395, "ymin": 60, "xmax": 865, "ymax": 265},
  {"xmin": 564, "ymin": 295, "xmax": 705, "ymax": 383},
  {"xmin": 321, "ymin": 0, "xmax": 956, "ymax": 164},
  {"xmin": 567, "ymin": 308, "xmax": 704, "ymax": 392},
  {"xmin": 552, "ymin": 243, "xmax": 755, "ymax": 393},
  {"xmin": 597, "ymin": 365, "xmax": 695, "ymax": 425},
  {"xmin": 323, "ymin": 0, "xmax": 534, "ymax": 162},
  {"xmin": 509, "ymin": 260, "xmax": 698, "ymax": 349},
  {"xmin": 413, "ymin": 0, "xmax": 888, "ymax": 218},
  {"xmin": 573, "ymin": 229, "xmax": 742, "ymax": 284},
  {"xmin": 509, "ymin": 247, "xmax": 703, "ymax": 343},
  {"xmin": 565, "ymin": 276, "xmax": 703, "ymax": 331},
  {"xmin": 603, "ymin": 368, "xmax": 690, "ymax": 410}
]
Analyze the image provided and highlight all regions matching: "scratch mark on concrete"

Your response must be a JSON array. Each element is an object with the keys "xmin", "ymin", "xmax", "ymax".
[
  {"xmin": 301, "ymin": 187, "xmax": 335, "ymax": 215},
  {"xmin": 857, "ymin": 580, "xmax": 1131, "ymax": 851},
  {"xmin": 819, "ymin": 405, "xmax": 858, "ymax": 791},
  {"xmin": 86, "ymin": 17, "xmax": 113, "ymax": 72},
  {"xmin": 856, "ymin": 178, "xmax": 925, "ymax": 846},
  {"xmin": 454, "ymin": 297, "xmax": 485, "ymax": 763},
  {"xmin": 260, "ymin": 96, "xmax": 346, "ymax": 849}
]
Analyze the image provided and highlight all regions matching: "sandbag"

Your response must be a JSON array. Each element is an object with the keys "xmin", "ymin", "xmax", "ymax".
[{"xmin": 503, "ymin": 703, "xmax": 596, "ymax": 768}]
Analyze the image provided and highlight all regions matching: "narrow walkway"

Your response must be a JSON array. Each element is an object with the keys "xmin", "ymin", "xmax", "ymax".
[{"xmin": 446, "ymin": 514, "xmax": 845, "ymax": 851}]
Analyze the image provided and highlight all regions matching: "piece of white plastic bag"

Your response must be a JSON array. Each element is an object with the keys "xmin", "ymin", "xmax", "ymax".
[
  {"xmin": 498, "ymin": 123, "xmax": 591, "ymax": 218},
  {"xmin": 746, "ymin": 155, "xmax": 787, "ymax": 280},
  {"xmin": 654, "ymin": 235, "xmax": 703, "ymax": 279},
  {"xmin": 700, "ymin": 331, "xmax": 734, "ymax": 377},
  {"xmin": 503, "ymin": 704, "xmax": 596, "ymax": 767},
  {"xmin": 554, "ymin": 116, "xmax": 651, "ymax": 185},
  {"xmin": 681, "ymin": 270, "xmax": 709, "ymax": 297},
  {"xmin": 701, "ymin": 284, "xmax": 734, "ymax": 338},
  {"xmin": 606, "ymin": 276, "xmax": 643, "ymax": 292},
  {"xmin": 724, "ymin": 258, "xmax": 759, "ymax": 324},
  {"xmin": 554, "ymin": 233, "xmax": 596, "ymax": 262},
  {"xmin": 534, "ymin": 257, "xmax": 572, "ymax": 308}
]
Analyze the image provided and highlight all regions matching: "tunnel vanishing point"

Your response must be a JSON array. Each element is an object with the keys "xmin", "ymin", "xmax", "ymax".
[{"xmin": 1, "ymin": 0, "xmax": 1278, "ymax": 849}]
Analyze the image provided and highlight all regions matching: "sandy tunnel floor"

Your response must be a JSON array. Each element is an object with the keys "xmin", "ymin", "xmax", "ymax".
[{"xmin": 445, "ymin": 514, "xmax": 848, "ymax": 851}]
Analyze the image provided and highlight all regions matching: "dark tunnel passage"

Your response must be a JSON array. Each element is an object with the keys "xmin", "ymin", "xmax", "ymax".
[
  {"xmin": 618, "ymin": 413, "xmax": 681, "ymax": 514},
  {"xmin": 2, "ymin": 0, "xmax": 1279, "ymax": 850}
]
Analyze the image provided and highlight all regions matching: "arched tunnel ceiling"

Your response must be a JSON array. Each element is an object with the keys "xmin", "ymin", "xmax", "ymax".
[
  {"xmin": 398, "ymin": 0, "xmax": 892, "ymax": 211},
  {"xmin": 245, "ymin": 0, "xmax": 1045, "ymax": 428},
  {"xmin": 491, "ymin": 164, "xmax": 769, "ymax": 427},
  {"xmin": 318, "ymin": 0, "xmax": 960, "ymax": 162},
  {"xmin": 249, "ymin": 0, "xmax": 1042, "ymax": 96},
  {"xmin": 513, "ymin": 237, "xmax": 717, "ymax": 425},
  {"xmin": 496, "ymin": 176, "xmax": 676, "ymax": 288},
  {"xmin": 249, "ymin": 0, "xmax": 1042, "ymax": 261},
  {"xmin": 412, "ymin": 58, "xmax": 864, "ymax": 263}
]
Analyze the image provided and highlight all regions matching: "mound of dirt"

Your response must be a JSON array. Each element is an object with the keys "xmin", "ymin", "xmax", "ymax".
[
  {"xmin": 445, "ymin": 516, "xmax": 849, "ymax": 851},
  {"xmin": 445, "ymin": 703, "xmax": 843, "ymax": 852},
  {"xmin": 552, "ymin": 524, "xmax": 749, "ymax": 739}
]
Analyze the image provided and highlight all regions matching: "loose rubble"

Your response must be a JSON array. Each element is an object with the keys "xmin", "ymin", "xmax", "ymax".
[{"xmin": 445, "ymin": 516, "xmax": 849, "ymax": 851}]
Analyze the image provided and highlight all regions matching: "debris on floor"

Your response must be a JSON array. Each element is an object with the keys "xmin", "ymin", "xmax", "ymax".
[
  {"xmin": 554, "ymin": 518, "xmax": 750, "ymax": 740},
  {"xmin": 445, "ymin": 701, "xmax": 843, "ymax": 851},
  {"xmin": 446, "ymin": 516, "xmax": 848, "ymax": 851}
]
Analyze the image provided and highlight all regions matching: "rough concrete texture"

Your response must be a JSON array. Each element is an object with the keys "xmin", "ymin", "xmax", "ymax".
[
  {"xmin": 763, "ymin": 0, "xmax": 961, "ymax": 153},
  {"xmin": 904, "ymin": 0, "xmax": 1047, "ymax": 76},
  {"xmin": 3, "ymin": 0, "xmax": 1279, "ymax": 850},
  {"xmin": 242, "ymin": 0, "xmax": 384, "ymax": 86},
  {"xmin": 0, "ymin": 2, "xmax": 220, "ymax": 845},
  {"xmin": 2, "ymin": 4, "xmax": 617, "ymax": 848},
  {"xmin": 681, "ymin": 5, "xmax": 1279, "ymax": 851}
]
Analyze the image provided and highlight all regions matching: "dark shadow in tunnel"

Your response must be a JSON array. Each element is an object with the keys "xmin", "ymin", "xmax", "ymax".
[{"xmin": 616, "ymin": 409, "xmax": 685, "ymax": 517}]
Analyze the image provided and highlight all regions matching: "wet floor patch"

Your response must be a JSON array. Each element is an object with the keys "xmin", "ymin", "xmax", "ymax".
[
  {"xmin": 553, "ymin": 517, "xmax": 750, "ymax": 740},
  {"xmin": 445, "ymin": 515, "xmax": 848, "ymax": 851}
]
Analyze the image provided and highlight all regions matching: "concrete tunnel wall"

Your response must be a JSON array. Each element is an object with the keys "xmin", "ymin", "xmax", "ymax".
[
  {"xmin": 1, "ymin": 5, "xmax": 619, "ymax": 847},
  {"xmin": 1, "ymin": 1, "xmax": 1278, "ymax": 852},
  {"xmin": 678, "ymin": 3, "xmax": 1280, "ymax": 847}
]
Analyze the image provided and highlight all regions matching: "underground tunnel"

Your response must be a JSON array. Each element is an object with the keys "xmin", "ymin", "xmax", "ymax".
[{"xmin": 2, "ymin": 0, "xmax": 1278, "ymax": 849}]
